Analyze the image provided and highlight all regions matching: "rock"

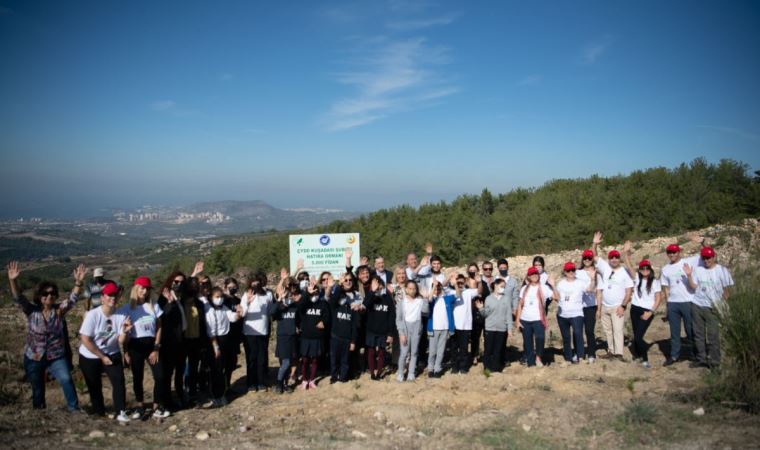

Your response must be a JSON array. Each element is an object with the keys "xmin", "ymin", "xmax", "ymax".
[
  {"xmin": 417, "ymin": 431, "xmax": 427, "ymax": 438},
  {"xmin": 374, "ymin": 411, "xmax": 386, "ymax": 422},
  {"xmin": 239, "ymin": 426, "xmax": 249, "ymax": 433},
  {"xmin": 168, "ymin": 425, "xmax": 178, "ymax": 432},
  {"xmin": 399, "ymin": 427, "xmax": 407, "ymax": 432},
  {"xmin": 88, "ymin": 430, "xmax": 105, "ymax": 439},
  {"xmin": 527, "ymin": 410, "xmax": 539, "ymax": 420},
  {"xmin": 195, "ymin": 431, "xmax": 210, "ymax": 441},
  {"xmin": 248, "ymin": 415, "xmax": 255, "ymax": 422},
  {"xmin": 384, "ymin": 429, "xmax": 392, "ymax": 435},
  {"xmin": 345, "ymin": 419, "xmax": 353, "ymax": 426},
  {"xmin": 108, "ymin": 432, "xmax": 116, "ymax": 437},
  {"xmin": 352, "ymin": 430, "xmax": 368, "ymax": 439},
  {"xmin": 693, "ymin": 407, "xmax": 705, "ymax": 416},
  {"xmin": 522, "ymin": 424, "xmax": 532, "ymax": 432}
]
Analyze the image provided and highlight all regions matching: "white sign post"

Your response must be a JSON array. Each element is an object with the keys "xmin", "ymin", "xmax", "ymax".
[{"xmin": 289, "ymin": 233, "xmax": 361, "ymax": 277}]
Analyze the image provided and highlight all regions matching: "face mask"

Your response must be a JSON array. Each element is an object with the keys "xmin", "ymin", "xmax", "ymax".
[
  {"xmin": 95, "ymin": 277, "xmax": 105, "ymax": 284},
  {"xmin": 172, "ymin": 285, "xmax": 182, "ymax": 293},
  {"xmin": 212, "ymin": 297, "xmax": 224, "ymax": 306},
  {"xmin": 228, "ymin": 287, "xmax": 238, "ymax": 296},
  {"xmin": 495, "ymin": 287, "xmax": 505, "ymax": 295},
  {"xmin": 299, "ymin": 280, "xmax": 308, "ymax": 290},
  {"xmin": 499, "ymin": 269, "xmax": 508, "ymax": 277},
  {"xmin": 468, "ymin": 272, "xmax": 477, "ymax": 278}
]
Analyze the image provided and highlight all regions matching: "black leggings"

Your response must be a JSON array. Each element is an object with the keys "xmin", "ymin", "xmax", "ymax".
[
  {"xmin": 630, "ymin": 305, "xmax": 654, "ymax": 362},
  {"xmin": 127, "ymin": 337, "xmax": 166, "ymax": 407},
  {"xmin": 583, "ymin": 306, "xmax": 597, "ymax": 357},
  {"xmin": 483, "ymin": 330, "xmax": 506, "ymax": 372},
  {"xmin": 180, "ymin": 338, "xmax": 206, "ymax": 396},
  {"xmin": 209, "ymin": 334, "xmax": 236, "ymax": 398},
  {"xmin": 244, "ymin": 335, "xmax": 268, "ymax": 387},
  {"xmin": 452, "ymin": 330, "xmax": 471, "ymax": 371},
  {"xmin": 160, "ymin": 344, "xmax": 184, "ymax": 406},
  {"xmin": 79, "ymin": 353, "xmax": 126, "ymax": 415}
]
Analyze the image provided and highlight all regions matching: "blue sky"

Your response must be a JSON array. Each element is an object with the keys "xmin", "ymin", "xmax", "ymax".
[{"xmin": 1, "ymin": 0, "xmax": 759, "ymax": 218}]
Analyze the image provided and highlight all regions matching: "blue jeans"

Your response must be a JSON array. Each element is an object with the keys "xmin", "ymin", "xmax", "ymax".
[
  {"xmin": 520, "ymin": 320, "xmax": 545, "ymax": 367},
  {"xmin": 667, "ymin": 302, "xmax": 693, "ymax": 359},
  {"xmin": 24, "ymin": 355, "xmax": 79, "ymax": 411},
  {"xmin": 557, "ymin": 315, "xmax": 585, "ymax": 361}
]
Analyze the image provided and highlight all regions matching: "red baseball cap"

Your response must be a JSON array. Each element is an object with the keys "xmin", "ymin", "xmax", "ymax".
[
  {"xmin": 563, "ymin": 262, "xmax": 577, "ymax": 271},
  {"xmin": 527, "ymin": 267, "xmax": 540, "ymax": 276},
  {"xmin": 582, "ymin": 249, "xmax": 594, "ymax": 259},
  {"xmin": 101, "ymin": 282, "xmax": 120, "ymax": 297},
  {"xmin": 608, "ymin": 250, "xmax": 621, "ymax": 259},
  {"xmin": 134, "ymin": 276, "xmax": 152, "ymax": 289},
  {"xmin": 700, "ymin": 247, "xmax": 716, "ymax": 259},
  {"xmin": 638, "ymin": 259, "xmax": 652, "ymax": 269},
  {"xmin": 666, "ymin": 244, "xmax": 681, "ymax": 253}
]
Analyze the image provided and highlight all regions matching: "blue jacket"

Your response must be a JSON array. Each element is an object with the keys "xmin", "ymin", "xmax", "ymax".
[{"xmin": 426, "ymin": 294, "xmax": 456, "ymax": 333}]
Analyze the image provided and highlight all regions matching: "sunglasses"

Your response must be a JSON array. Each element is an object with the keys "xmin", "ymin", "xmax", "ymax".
[
  {"xmin": 565, "ymin": 269, "xmax": 576, "ymax": 273},
  {"xmin": 640, "ymin": 267, "xmax": 652, "ymax": 271},
  {"xmin": 609, "ymin": 256, "xmax": 620, "ymax": 260},
  {"xmin": 41, "ymin": 290, "xmax": 58, "ymax": 297},
  {"xmin": 582, "ymin": 257, "xmax": 593, "ymax": 261},
  {"xmin": 172, "ymin": 279, "xmax": 183, "ymax": 285},
  {"xmin": 666, "ymin": 251, "xmax": 678, "ymax": 255}
]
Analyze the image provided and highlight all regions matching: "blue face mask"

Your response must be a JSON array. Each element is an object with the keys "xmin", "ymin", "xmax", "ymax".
[{"xmin": 499, "ymin": 269, "xmax": 508, "ymax": 277}]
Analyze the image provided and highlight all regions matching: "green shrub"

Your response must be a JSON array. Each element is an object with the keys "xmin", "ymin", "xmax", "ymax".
[{"xmin": 717, "ymin": 269, "xmax": 760, "ymax": 412}]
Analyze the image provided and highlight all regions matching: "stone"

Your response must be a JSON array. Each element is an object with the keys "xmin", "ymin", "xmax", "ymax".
[
  {"xmin": 88, "ymin": 430, "xmax": 105, "ymax": 439},
  {"xmin": 693, "ymin": 407, "xmax": 705, "ymax": 416},
  {"xmin": 352, "ymin": 430, "xmax": 368, "ymax": 439},
  {"xmin": 196, "ymin": 431, "xmax": 210, "ymax": 441},
  {"xmin": 522, "ymin": 424, "xmax": 532, "ymax": 432},
  {"xmin": 168, "ymin": 425, "xmax": 178, "ymax": 432}
]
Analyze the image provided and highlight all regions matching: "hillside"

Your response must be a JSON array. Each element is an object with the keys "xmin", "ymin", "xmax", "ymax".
[
  {"xmin": 0, "ymin": 220, "xmax": 758, "ymax": 449},
  {"xmin": 193, "ymin": 158, "xmax": 760, "ymax": 275}
]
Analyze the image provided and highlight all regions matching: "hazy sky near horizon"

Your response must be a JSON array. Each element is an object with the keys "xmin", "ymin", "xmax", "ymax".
[{"xmin": 1, "ymin": 0, "xmax": 759, "ymax": 218}]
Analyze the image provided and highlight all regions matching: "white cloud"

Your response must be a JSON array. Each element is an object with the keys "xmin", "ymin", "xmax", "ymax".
[
  {"xmin": 581, "ymin": 36, "xmax": 614, "ymax": 65},
  {"xmin": 386, "ymin": 13, "xmax": 459, "ymax": 31},
  {"xmin": 149, "ymin": 100, "xmax": 198, "ymax": 117},
  {"xmin": 698, "ymin": 125, "xmax": 760, "ymax": 143},
  {"xmin": 323, "ymin": 36, "xmax": 457, "ymax": 131},
  {"xmin": 516, "ymin": 74, "xmax": 542, "ymax": 87}
]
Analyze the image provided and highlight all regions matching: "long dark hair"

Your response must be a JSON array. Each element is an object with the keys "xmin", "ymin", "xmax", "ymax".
[
  {"xmin": 160, "ymin": 271, "xmax": 187, "ymax": 298},
  {"xmin": 637, "ymin": 268, "xmax": 655, "ymax": 296}
]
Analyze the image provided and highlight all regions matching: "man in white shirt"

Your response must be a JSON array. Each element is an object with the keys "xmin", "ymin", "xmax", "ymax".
[
  {"xmin": 685, "ymin": 247, "xmax": 733, "ymax": 368},
  {"xmin": 595, "ymin": 248, "xmax": 634, "ymax": 360},
  {"xmin": 660, "ymin": 240, "xmax": 704, "ymax": 366}
]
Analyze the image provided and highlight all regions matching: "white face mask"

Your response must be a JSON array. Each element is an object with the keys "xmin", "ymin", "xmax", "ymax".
[
  {"xmin": 495, "ymin": 287, "xmax": 505, "ymax": 295},
  {"xmin": 300, "ymin": 280, "xmax": 308, "ymax": 290},
  {"xmin": 212, "ymin": 297, "xmax": 224, "ymax": 306}
]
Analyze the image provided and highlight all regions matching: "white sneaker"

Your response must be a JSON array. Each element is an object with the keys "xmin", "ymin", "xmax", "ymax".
[
  {"xmin": 642, "ymin": 361, "xmax": 652, "ymax": 369},
  {"xmin": 130, "ymin": 408, "xmax": 143, "ymax": 420},
  {"xmin": 536, "ymin": 359, "xmax": 544, "ymax": 368},
  {"xmin": 116, "ymin": 410, "xmax": 130, "ymax": 423},
  {"xmin": 396, "ymin": 374, "xmax": 405, "ymax": 382},
  {"xmin": 571, "ymin": 355, "xmax": 579, "ymax": 363},
  {"xmin": 152, "ymin": 408, "xmax": 171, "ymax": 419},
  {"xmin": 588, "ymin": 357, "xmax": 596, "ymax": 364}
]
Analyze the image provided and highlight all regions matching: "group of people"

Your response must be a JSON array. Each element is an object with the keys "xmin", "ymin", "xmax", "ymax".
[{"xmin": 6, "ymin": 232, "xmax": 734, "ymax": 421}]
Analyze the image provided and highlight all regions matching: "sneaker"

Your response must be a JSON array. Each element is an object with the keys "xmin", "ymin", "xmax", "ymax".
[
  {"xmin": 329, "ymin": 377, "xmax": 337, "ymax": 385},
  {"xmin": 308, "ymin": 381, "xmax": 317, "ymax": 390},
  {"xmin": 571, "ymin": 355, "xmax": 579, "ymax": 364},
  {"xmin": 396, "ymin": 374, "xmax": 405, "ymax": 383},
  {"xmin": 152, "ymin": 408, "xmax": 171, "ymax": 419},
  {"xmin": 663, "ymin": 358, "xmax": 676, "ymax": 367},
  {"xmin": 451, "ymin": 368, "xmax": 460, "ymax": 375},
  {"xmin": 214, "ymin": 397, "xmax": 228, "ymax": 407},
  {"xmin": 407, "ymin": 374, "xmax": 416, "ymax": 382},
  {"xmin": 116, "ymin": 410, "xmax": 130, "ymax": 423},
  {"xmin": 536, "ymin": 359, "xmax": 544, "ymax": 368},
  {"xmin": 130, "ymin": 408, "xmax": 144, "ymax": 420},
  {"xmin": 201, "ymin": 400, "xmax": 215, "ymax": 409},
  {"xmin": 642, "ymin": 361, "xmax": 651, "ymax": 369},
  {"xmin": 588, "ymin": 357, "xmax": 596, "ymax": 364},
  {"xmin": 299, "ymin": 381, "xmax": 308, "ymax": 390},
  {"xmin": 248, "ymin": 385, "xmax": 258, "ymax": 393}
]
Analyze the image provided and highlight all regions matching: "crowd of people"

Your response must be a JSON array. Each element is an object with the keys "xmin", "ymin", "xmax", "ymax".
[{"xmin": 6, "ymin": 232, "xmax": 734, "ymax": 421}]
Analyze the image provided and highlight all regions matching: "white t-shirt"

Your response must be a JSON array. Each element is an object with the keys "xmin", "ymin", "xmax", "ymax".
[
  {"xmin": 575, "ymin": 268, "xmax": 598, "ymax": 308},
  {"xmin": 78, "ymin": 307, "xmax": 128, "ymax": 358},
  {"xmin": 453, "ymin": 288, "xmax": 477, "ymax": 330},
  {"xmin": 240, "ymin": 290, "xmax": 273, "ymax": 336},
  {"xmin": 519, "ymin": 284, "xmax": 553, "ymax": 322},
  {"xmin": 630, "ymin": 277, "xmax": 662, "ymax": 310},
  {"xmin": 431, "ymin": 296, "xmax": 449, "ymax": 330},
  {"xmin": 402, "ymin": 297, "xmax": 424, "ymax": 323},
  {"xmin": 205, "ymin": 304, "xmax": 239, "ymax": 337},
  {"xmin": 420, "ymin": 272, "xmax": 446, "ymax": 297},
  {"xmin": 596, "ymin": 258, "xmax": 634, "ymax": 307},
  {"xmin": 556, "ymin": 278, "xmax": 588, "ymax": 318},
  {"xmin": 660, "ymin": 255, "xmax": 702, "ymax": 303},
  {"xmin": 692, "ymin": 265, "xmax": 734, "ymax": 308},
  {"xmin": 119, "ymin": 302, "xmax": 163, "ymax": 339}
]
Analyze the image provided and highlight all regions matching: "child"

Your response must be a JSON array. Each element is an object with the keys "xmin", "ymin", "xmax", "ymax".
[
  {"xmin": 396, "ymin": 280, "xmax": 429, "ymax": 382},
  {"xmin": 475, "ymin": 278, "xmax": 513, "ymax": 372},
  {"xmin": 205, "ymin": 287, "xmax": 242, "ymax": 407},
  {"xmin": 363, "ymin": 276, "xmax": 395, "ymax": 380},
  {"xmin": 269, "ymin": 277, "xmax": 302, "ymax": 393},
  {"xmin": 426, "ymin": 280, "xmax": 455, "ymax": 378},
  {"xmin": 297, "ymin": 280, "xmax": 330, "ymax": 390}
]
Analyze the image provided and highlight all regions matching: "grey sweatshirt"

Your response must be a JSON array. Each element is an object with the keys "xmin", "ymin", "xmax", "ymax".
[
  {"xmin": 481, "ymin": 293, "xmax": 514, "ymax": 332},
  {"xmin": 395, "ymin": 297, "xmax": 430, "ymax": 337}
]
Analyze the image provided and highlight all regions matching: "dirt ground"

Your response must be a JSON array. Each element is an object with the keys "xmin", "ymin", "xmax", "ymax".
[{"xmin": 2, "ymin": 220, "xmax": 759, "ymax": 449}]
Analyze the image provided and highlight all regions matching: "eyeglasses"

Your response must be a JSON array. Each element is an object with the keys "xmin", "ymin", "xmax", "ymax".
[{"xmin": 482, "ymin": 268, "xmax": 493, "ymax": 272}]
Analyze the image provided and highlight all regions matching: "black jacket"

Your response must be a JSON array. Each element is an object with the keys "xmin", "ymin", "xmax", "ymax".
[
  {"xmin": 363, "ymin": 292, "xmax": 396, "ymax": 337},
  {"xmin": 268, "ymin": 299, "xmax": 300, "ymax": 337},
  {"xmin": 297, "ymin": 299, "xmax": 330, "ymax": 339}
]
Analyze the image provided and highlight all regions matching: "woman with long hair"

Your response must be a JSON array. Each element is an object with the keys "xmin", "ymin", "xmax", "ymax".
[
  {"xmin": 515, "ymin": 267, "xmax": 553, "ymax": 367},
  {"xmin": 622, "ymin": 242, "xmax": 662, "ymax": 368},
  {"xmin": 553, "ymin": 262, "xmax": 595, "ymax": 364},
  {"xmin": 575, "ymin": 248, "xmax": 600, "ymax": 363},
  {"xmin": 395, "ymin": 280, "xmax": 428, "ymax": 382},
  {"xmin": 121, "ymin": 276, "xmax": 170, "ymax": 418},
  {"xmin": 157, "ymin": 271, "xmax": 188, "ymax": 409}
]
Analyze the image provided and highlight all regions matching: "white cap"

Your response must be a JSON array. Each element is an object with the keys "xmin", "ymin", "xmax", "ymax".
[{"xmin": 93, "ymin": 268, "xmax": 105, "ymax": 277}]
